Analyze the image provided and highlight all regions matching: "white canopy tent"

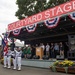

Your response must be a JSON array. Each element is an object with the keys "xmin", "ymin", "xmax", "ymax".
[{"xmin": 0, "ymin": 40, "xmax": 24, "ymax": 47}]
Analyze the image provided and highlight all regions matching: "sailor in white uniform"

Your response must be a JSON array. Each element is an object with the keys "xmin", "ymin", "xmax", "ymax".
[
  {"xmin": 17, "ymin": 47, "xmax": 22, "ymax": 70},
  {"xmin": 7, "ymin": 47, "xmax": 12, "ymax": 69},
  {"xmin": 11, "ymin": 48, "xmax": 17, "ymax": 70},
  {"xmin": 3, "ymin": 46, "xmax": 8, "ymax": 68},
  {"xmin": 4, "ymin": 51, "xmax": 7, "ymax": 68},
  {"xmin": 12, "ymin": 47, "xmax": 22, "ymax": 70}
]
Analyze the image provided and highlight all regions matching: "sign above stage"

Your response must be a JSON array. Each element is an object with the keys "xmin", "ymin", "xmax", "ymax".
[{"xmin": 8, "ymin": 0, "xmax": 75, "ymax": 31}]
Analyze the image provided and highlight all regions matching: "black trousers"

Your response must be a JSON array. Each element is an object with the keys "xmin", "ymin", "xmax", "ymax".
[{"xmin": 54, "ymin": 50, "xmax": 59, "ymax": 58}]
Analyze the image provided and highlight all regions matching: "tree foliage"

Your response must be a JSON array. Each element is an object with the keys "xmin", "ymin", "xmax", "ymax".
[{"xmin": 15, "ymin": 0, "xmax": 70, "ymax": 20}]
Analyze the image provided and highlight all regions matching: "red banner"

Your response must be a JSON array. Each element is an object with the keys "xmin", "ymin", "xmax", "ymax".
[{"xmin": 8, "ymin": 0, "xmax": 75, "ymax": 31}]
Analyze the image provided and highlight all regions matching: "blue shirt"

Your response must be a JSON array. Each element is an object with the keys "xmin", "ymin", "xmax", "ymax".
[{"xmin": 54, "ymin": 45, "xmax": 59, "ymax": 50}]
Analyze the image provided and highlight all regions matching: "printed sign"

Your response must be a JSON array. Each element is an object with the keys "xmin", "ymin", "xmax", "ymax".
[{"xmin": 8, "ymin": 0, "xmax": 75, "ymax": 31}]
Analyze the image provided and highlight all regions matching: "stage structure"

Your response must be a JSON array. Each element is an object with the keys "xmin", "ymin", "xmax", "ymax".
[{"xmin": 7, "ymin": 0, "xmax": 75, "ymax": 59}]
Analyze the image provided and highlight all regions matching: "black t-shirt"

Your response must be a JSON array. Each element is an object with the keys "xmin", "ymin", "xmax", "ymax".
[
  {"xmin": 60, "ymin": 45, "xmax": 64, "ymax": 51},
  {"xmin": 10, "ymin": 43, "xmax": 15, "ymax": 51},
  {"xmin": 51, "ymin": 46, "xmax": 54, "ymax": 51}
]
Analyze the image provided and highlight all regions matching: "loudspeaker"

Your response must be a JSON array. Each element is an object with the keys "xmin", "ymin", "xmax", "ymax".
[
  {"xmin": 68, "ymin": 35, "xmax": 75, "ymax": 50},
  {"xmin": 56, "ymin": 55, "xmax": 64, "ymax": 60},
  {"xmin": 42, "ymin": 55, "xmax": 49, "ymax": 60},
  {"xmin": 68, "ymin": 35, "xmax": 75, "ymax": 39},
  {"xmin": 67, "ymin": 50, "xmax": 75, "ymax": 60}
]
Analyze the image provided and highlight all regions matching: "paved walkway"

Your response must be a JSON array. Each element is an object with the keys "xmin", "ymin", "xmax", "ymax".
[{"xmin": 0, "ymin": 64, "xmax": 74, "ymax": 75}]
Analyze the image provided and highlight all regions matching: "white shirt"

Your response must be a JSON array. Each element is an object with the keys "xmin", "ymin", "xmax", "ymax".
[
  {"xmin": 40, "ymin": 45, "xmax": 45, "ymax": 51},
  {"xmin": 11, "ymin": 50, "xmax": 16, "ymax": 57},
  {"xmin": 54, "ymin": 45, "xmax": 59, "ymax": 50},
  {"xmin": 15, "ymin": 50, "xmax": 22, "ymax": 57},
  {"xmin": 46, "ymin": 45, "xmax": 50, "ymax": 51},
  {"xmin": 7, "ymin": 50, "xmax": 12, "ymax": 56}
]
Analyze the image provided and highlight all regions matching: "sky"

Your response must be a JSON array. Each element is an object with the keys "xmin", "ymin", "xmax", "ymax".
[
  {"xmin": 0, "ymin": 0, "xmax": 24, "ymax": 44},
  {"xmin": 0, "ymin": 0, "xmax": 18, "ymax": 35},
  {"xmin": 0, "ymin": 0, "xmax": 49, "ymax": 43},
  {"xmin": 0, "ymin": 0, "xmax": 50, "ymax": 36}
]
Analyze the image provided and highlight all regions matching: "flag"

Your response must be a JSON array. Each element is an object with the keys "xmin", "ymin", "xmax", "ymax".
[
  {"xmin": 69, "ymin": 12, "xmax": 75, "ymax": 21},
  {"xmin": 26, "ymin": 24, "xmax": 37, "ymax": 32},
  {"xmin": 12, "ymin": 29, "xmax": 21, "ymax": 36},
  {"xmin": 2, "ymin": 32, "xmax": 8, "ymax": 55},
  {"xmin": 45, "ymin": 17, "xmax": 60, "ymax": 29}
]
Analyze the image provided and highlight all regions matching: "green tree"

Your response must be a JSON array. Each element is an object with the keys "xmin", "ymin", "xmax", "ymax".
[{"xmin": 15, "ymin": 0, "xmax": 70, "ymax": 20}]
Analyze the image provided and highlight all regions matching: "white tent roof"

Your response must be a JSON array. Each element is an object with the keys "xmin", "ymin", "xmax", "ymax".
[
  {"xmin": 14, "ymin": 41, "xmax": 24, "ymax": 47},
  {"xmin": 0, "ymin": 40, "xmax": 24, "ymax": 47}
]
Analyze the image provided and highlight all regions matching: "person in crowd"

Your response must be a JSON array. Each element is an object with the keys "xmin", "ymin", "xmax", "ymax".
[
  {"xmin": 54, "ymin": 43, "xmax": 59, "ymax": 58},
  {"xmin": 31, "ymin": 45, "xmax": 36, "ymax": 57},
  {"xmin": 65, "ymin": 42, "xmax": 69, "ymax": 58},
  {"xmin": 3, "ymin": 44, "xmax": 8, "ymax": 68},
  {"xmin": 11, "ymin": 47, "xmax": 17, "ymax": 70},
  {"xmin": 35, "ymin": 44, "xmax": 38, "ymax": 47},
  {"xmin": 7, "ymin": 47, "xmax": 12, "ymax": 69},
  {"xmin": 50, "ymin": 43, "xmax": 54, "ymax": 58},
  {"xmin": 17, "ymin": 47, "xmax": 22, "ymax": 71},
  {"xmin": 23, "ymin": 46, "xmax": 27, "ymax": 58},
  {"xmin": 40, "ymin": 43, "xmax": 45, "ymax": 55},
  {"xmin": 59, "ymin": 42, "xmax": 64, "ymax": 56},
  {"xmin": 27, "ymin": 45, "xmax": 32, "ymax": 57},
  {"xmin": 46, "ymin": 43, "xmax": 50, "ymax": 56},
  {"xmin": 12, "ymin": 47, "xmax": 22, "ymax": 70}
]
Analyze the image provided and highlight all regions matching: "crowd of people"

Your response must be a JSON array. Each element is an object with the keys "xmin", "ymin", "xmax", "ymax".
[
  {"xmin": 40, "ymin": 42, "xmax": 64, "ymax": 58},
  {"xmin": 22, "ymin": 42, "xmax": 64, "ymax": 59},
  {"xmin": 2, "ymin": 42, "xmax": 67, "ymax": 71}
]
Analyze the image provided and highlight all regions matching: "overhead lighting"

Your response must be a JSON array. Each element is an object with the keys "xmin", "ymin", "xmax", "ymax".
[
  {"xmin": 23, "ymin": 28, "xmax": 26, "ymax": 31},
  {"xmin": 64, "ymin": 17, "xmax": 66, "ymax": 21},
  {"xmin": 50, "ymin": 29, "xmax": 52, "ymax": 31},
  {"xmin": 72, "ymin": 26, "xmax": 74, "ymax": 27},
  {"xmin": 60, "ymin": 28, "xmax": 62, "ymax": 30},
  {"xmin": 40, "ymin": 24, "xmax": 43, "ymax": 27}
]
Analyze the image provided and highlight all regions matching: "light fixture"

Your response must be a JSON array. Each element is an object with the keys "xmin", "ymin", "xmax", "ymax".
[
  {"xmin": 60, "ymin": 28, "xmax": 61, "ymax": 30},
  {"xmin": 40, "ymin": 24, "xmax": 43, "ymax": 27},
  {"xmin": 64, "ymin": 17, "xmax": 66, "ymax": 21},
  {"xmin": 72, "ymin": 26, "xmax": 74, "ymax": 27}
]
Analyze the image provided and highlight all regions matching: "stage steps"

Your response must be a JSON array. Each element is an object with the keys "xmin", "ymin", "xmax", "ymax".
[{"xmin": 22, "ymin": 59, "xmax": 56, "ymax": 68}]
